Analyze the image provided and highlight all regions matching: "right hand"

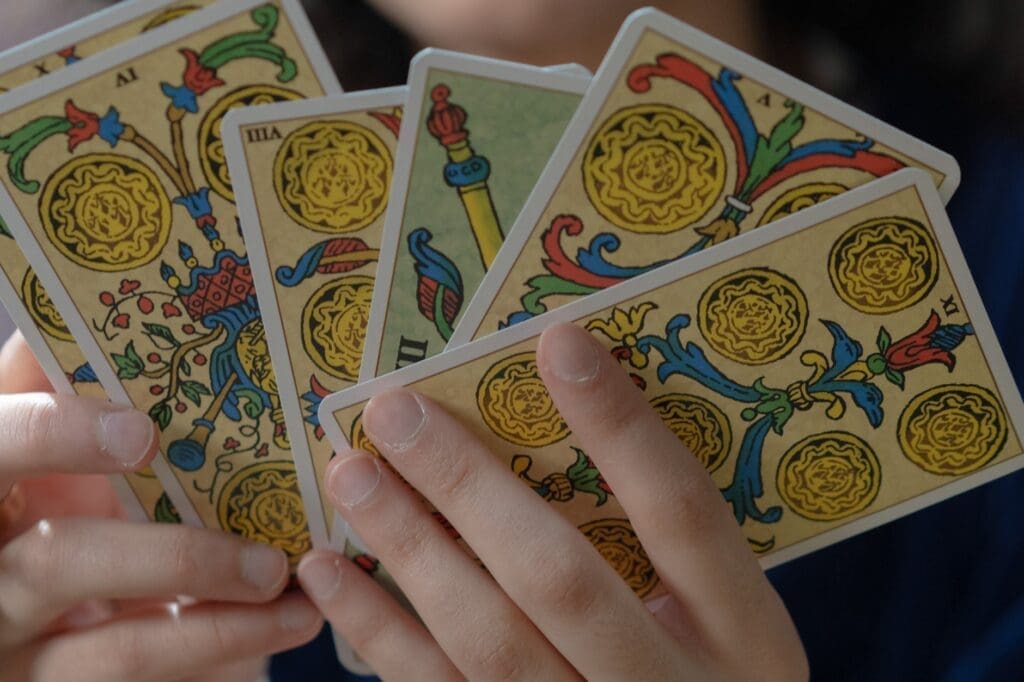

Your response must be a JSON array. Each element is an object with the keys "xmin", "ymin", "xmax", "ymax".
[{"xmin": 0, "ymin": 332, "xmax": 324, "ymax": 681}]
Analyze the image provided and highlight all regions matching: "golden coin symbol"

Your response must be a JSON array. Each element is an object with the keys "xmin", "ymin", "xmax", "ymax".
[
  {"xmin": 757, "ymin": 182, "xmax": 847, "ymax": 226},
  {"xmin": 199, "ymin": 85, "xmax": 303, "ymax": 201},
  {"xmin": 274, "ymin": 121, "xmax": 393, "ymax": 233},
  {"xmin": 21, "ymin": 269, "xmax": 72, "ymax": 342},
  {"xmin": 649, "ymin": 393, "xmax": 731, "ymax": 473},
  {"xmin": 898, "ymin": 384, "xmax": 1007, "ymax": 475},
  {"xmin": 349, "ymin": 411, "xmax": 380, "ymax": 458},
  {"xmin": 583, "ymin": 104, "xmax": 726, "ymax": 234},
  {"xmin": 579, "ymin": 518, "xmax": 658, "ymax": 597},
  {"xmin": 828, "ymin": 216, "xmax": 939, "ymax": 314},
  {"xmin": 40, "ymin": 153, "xmax": 171, "ymax": 272},
  {"xmin": 217, "ymin": 461, "xmax": 311, "ymax": 565},
  {"xmin": 697, "ymin": 267, "xmax": 808, "ymax": 365},
  {"xmin": 302, "ymin": 275, "xmax": 374, "ymax": 382},
  {"xmin": 477, "ymin": 351, "xmax": 569, "ymax": 447},
  {"xmin": 776, "ymin": 431, "xmax": 880, "ymax": 521},
  {"xmin": 236, "ymin": 318, "xmax": 278, "ymax": 396}
]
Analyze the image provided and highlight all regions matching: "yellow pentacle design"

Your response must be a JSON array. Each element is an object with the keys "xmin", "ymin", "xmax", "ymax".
[
  {"xmin": 579, "ymin": 518, "xmax": 658, "ymax": 597},
  {"xmin": 199, "ymin": 85, "xmax": 303, "ymax": 201},
  {"xmin": 301, "ymin": 275, "xmax": 373, "ymax": 382},
  {"xmin": 40, "ymin": 153, "xmax": 171, "ymax": 272},
  {"xmin": 898, "ymin": 384, "xmax": 1008, "ymax": 476},
  {"xmin": 649, "ymin": 393, "xmax": 731, "ymax": 473},
  {"xmin": 217, "ymin": 461, "xmax": 311, "ymax": 565},
  {"xmin": 776, "ymin": 431, "xmax": 881, "ymax": 522},
  {"xmin": 236, "ymin": 318, "xmax": 279, "ymax": 396},
  {"xmin": 477, "ymin": 351, "xmax": 569, "ymax": 447},
  {"xmin": 349, "ymin": 411, "xmax": 380, "ymax": 458},
  {"xmin": 698, "ymin": 267, "xmax": 808, "ymax": 365},
  {"xmin": 757, "ymin": 182, "xmax": 847, "ymax": 226},
  {"xmin": 21, "ymin": 269, "xmax": 72, "ymax": 342},
  {"xmin": 583, "ymin": 104, "xmax": 726, "ymax": 234},
  {"xmin": 828, "ymin": 216, "xmax": 939, "ymax": 314},
  {"xmin": 274, "ymin": 121, "xmax": 393, "ymax": 233}
]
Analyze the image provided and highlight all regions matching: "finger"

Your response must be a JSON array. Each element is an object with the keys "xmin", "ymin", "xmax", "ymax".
[
  {"xmin": 537, "ymin": 323, "xmax": 802, "ymax": 664},
  {"xmin": 325, "ymin": 450, "xmax": 576, "ymax": 680},
  {"xmin": 298, "ymin": 550, "xmax": 462, "ymax": 681},
  {"xmin": 361, "ymin": 390, "xmax": 695, "ymax": 679},
  {"xmin": 15, "ymin": 592, "xmax": 322, "ymax": 682},
  {"xmin": 0, "ymin": 331, "xmax": 52, "ymax": 394},
  {"xmin": 0, "ymin": 393, "xmax": 157, "ymax": 489},
  {"xmin": 0, "ymin": 517, "xmax": 290, "ymax": 643}
]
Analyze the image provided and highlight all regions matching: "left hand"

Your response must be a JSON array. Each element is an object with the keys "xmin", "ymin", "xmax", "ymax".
[{"xmin": 299, "ymin": 323, "xmax": 807, "ymax": 680}]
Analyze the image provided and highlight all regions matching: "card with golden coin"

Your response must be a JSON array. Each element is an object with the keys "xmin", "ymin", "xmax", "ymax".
[
  {"xmin": 448, "ymin": 7, "xmax": 962, "ymax": 348},
  {"xmin": 223, "ymin": 87, "xmax": 405, "ymax": 551},
  {"xmin": 319, "ymin": 170, "xmax": 1024, "ymax": 594},
  {"xmin": 359, "ymin": 50, "xmax": 590, "ymax": 381},
  {"xmin": 0, "ymin": 0, "xmax": 340, "ymax": 565},
  {"xmin": 0, "ymin": 0, "xmax": 229, "ymax": 525}
]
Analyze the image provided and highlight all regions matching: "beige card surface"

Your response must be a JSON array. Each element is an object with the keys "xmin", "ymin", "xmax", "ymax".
[
  {"xmin": 449, "ymin": 7, "xmax": 960, "ymax": 347},
  {"xmin": 320, "ymin": 170, "xmax": 1024, "ymax": 596},
  {"xmin": 0, "ymin": 0, "xmax": 340, "ymax": 562},
  {"xmin": 0, "ymin": 0, "xmax": 227, "ymax": 523},
  {"xmin": 225, "ymin": 87, "xmax": 404, "ymax": 548}
]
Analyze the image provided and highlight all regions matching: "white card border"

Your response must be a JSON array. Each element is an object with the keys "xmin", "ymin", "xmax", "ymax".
[
  {"xmin": 359, "ymin": 48, "xmax": 591, "ymax": 383},
  {"xmin": 320, "ymin": 168, "xmax": 1024, "ymax": 571},
  {"xmin": 223, "ymin": 86, "xmax": 407, "ymax": 554},
  {"xmin": 447, "ymin": 6, "xmax": 962, "ymax": 348},
  {"xmin": 0, "ymin": 0, "xmax": 341, "ymax": 530}
]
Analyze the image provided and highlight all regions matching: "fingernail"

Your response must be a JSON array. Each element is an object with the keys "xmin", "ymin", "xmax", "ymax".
[
  {"xmin": 363, "ymin": 391, "xmax": 425, "ymax": 450},
  {"xmin": 278, "ymin": 596, "xmax": 321, "ymax": 631},
  {"xmin": 327, "ymin": 453, "xmax": 381, "ymax": 508},
  {"xmin": 99, "ymin": 408, "xmax": 155, "ymax": 466},
  {"xmin": 299, "ymin": 555, "xmax": 342, "ymax": 601},
  {"xmin": 644, "ymin": 593, "xmax": 673, "ymax": 616},
  {"xmin": 542, "ymin": 325, "xmax": 600, "ymax": 383},
  {"xmin": 241, "ymin": 544, "xmax": 288, "ymax": 592}
]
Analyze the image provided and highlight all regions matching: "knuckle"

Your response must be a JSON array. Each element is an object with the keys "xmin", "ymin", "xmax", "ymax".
[
  {"xmin": 429, "ymin": 447, "xmax": 478, "ymax": 502},
  {"xmin": 7, "ymin": 519, "xmax": 72, "ymax": 592},
  {"xmin": 343, "ymin": 606, "xmax": 395, "ymax": 657},
  {"xmin": 384, "ymin": 516, "xmax": 433, "ymax": 573},
  {"xmin": 8, "ymin": 395, "xmax": 62, "ymax": 453},
  {"xmin": 529, "ymin": 540, "xmax": 600, "ymax": 619},
  {"xmin": 166, "ymin": 527, "xmax": 204, "ymax": 580},
  {"xmin": 469, "ymin": 630, "xmax": 524, "ymax": 681}
]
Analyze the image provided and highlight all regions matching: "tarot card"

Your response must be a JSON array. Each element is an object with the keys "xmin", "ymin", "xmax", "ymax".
[
  {"xmin": 224, "ymin": 87, "xmax": 404, "ymax": 549},
  {"xmin": 0, "ymin": 0, "xmax": 229, "ymax": 524},
  {"xmin": 319, "ymin": 169, "xmax": 1023, "ymax": 593},
  {"xmin": 359, "ymin": 50, "xmax": 589, "ymax": 380},
  {"xmin": 0, "ymin": 0, "xmax": 340, "ymax": 564},
  {"xmin": 448, "ymin": 7, "xmax": 961, "ymax": 347}
]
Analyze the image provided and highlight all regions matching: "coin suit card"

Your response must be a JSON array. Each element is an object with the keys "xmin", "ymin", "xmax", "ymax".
[
  {"xmin": 0, "ymin": 0, "xmax": 231, "ymax": 524},
  {"xmin": 319, "ymin": 170, "xmax": 1024, "ymax": 596},
  {"xmin": 0, "ymin": 0, "xmax": 340, "ymax": 564},
  {"xmin": 448, "ymin": 7, "xmax": 961, "ymax": 347},
  {"xmin": 224, "ymin": 87, "xmax": 405, "ymax": 550},
  {"xmin": 360, "ymin": 50, "xmax": 590, "ymax": 380}
]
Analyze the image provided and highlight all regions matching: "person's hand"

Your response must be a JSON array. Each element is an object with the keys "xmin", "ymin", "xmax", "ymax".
[
  {"xmin": 298, "ymin": 323, "xmax": 807, "ymax": 680},
  {"xmin": 0, "ymin": 332, "xmax": 324, "ymax": 681}
]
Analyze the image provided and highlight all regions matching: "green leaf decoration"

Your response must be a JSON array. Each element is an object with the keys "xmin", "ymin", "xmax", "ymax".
[
  {"xmin": 148, "ymin": 401, "xmax": 172, "ymax": 430},
  {"xmin": 143, "ymin": 322, "xmax": 179, "ymax": 349},
  {"xmin": 180, "ymin": 380, "xmax": 211, "ymax": 407},
  {"xmin": 433, "ymin": 287, "xmax": 454, "ymax": 342},
  {"xmin": 112, "ymin": 341, "xmax": 145, "ymax": 380},
  {"xmin": 0, "ymin": 116, "xmax": 72, "ymax": 193},
  {"xmin": 236, "ymin": 387, "xmax": 265, "ymax": 419},
  {"xmin": 877, "ymin": 326, "xmax": 891, "ymax": 352},
  {"xmin": 885, "ymin": 368, "xmax": 905, "ymax": 390},
  {"xmin": 199, "ymin": 5, "xmax": 297, "ymax": 82},
  {"xmin": 566, "ymin": 448, "xmax": 608, "ymax": 506},
  {"xmin": 178, "ymin": 359, "xmax": 191, "ymax": 376},
  {"xmin": 0, "ymin": 217, "xmax": 10, "ymax": 239},
  {"xmin": 521, "ymin": 275, "xmax": 599, "ymax": 317},
  {"xmin": 739, "ymin": 101, "xmax": 805, "ymax": 199},
  {"xmin": 153, "ymin": 492, "xmax": 181, "ymax": 524}
]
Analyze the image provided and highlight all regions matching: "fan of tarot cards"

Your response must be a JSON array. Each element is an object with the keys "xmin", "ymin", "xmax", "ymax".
[{"xmin": 0, "ymin": 0, "xmax": 1017, "ymax": 674}]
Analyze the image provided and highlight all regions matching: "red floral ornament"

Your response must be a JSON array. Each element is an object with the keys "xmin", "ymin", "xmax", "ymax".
[
  {"xmin": 64, "ymin": 100, "xmax": 99, "ymax": 151},
  {"xmin": 180, "ymin": 49, "xmax": 224, "ymax": 95},
  {"xmin": 884, "ymin": 311, "xmax": 955, "ymax": 372}
]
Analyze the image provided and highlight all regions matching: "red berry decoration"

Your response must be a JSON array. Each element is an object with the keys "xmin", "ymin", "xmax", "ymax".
[
  {"xmin": 137, "ymin": 296, "xmax": 154, "ymax": 314},
  {"xmin": 175, "ymin": 402, "xmax": 187, "ymax": 413},
  {"xmin": 194, "ymin": 353, "xmax": 207, "ymax": 365},
  {"xmin": 118, "ymin": 279, "xmax": 141, "ymax": 295},
  {"xmin": 147, "ymin": 353, "xmax": 160, "ymax": 363},
  {"xmin": 182, "ymin": 324, "xmax": 195, "ymax": 334},
  {"xmin": 162, "ymin": 302, "xmax": 182, "ymax": 318},
  {"xmin": 112, "ymin": 313, "xmax": 130, "ymax": 329},
  {"xmin": 149, "ymin": 385, "xmax": 164, "ymax": 395},
  {"xmin": 223, "ymin": 437, "xmax": 240, "ymax": 450},
  {"xmin": 99, "ymin": 291, "xmax": 115, "ymax": 306}
]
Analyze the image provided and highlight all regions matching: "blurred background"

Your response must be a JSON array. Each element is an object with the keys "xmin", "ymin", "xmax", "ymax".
[{"xmin": 2, "ymin": 1, "xmax": 1023, "ymax": 679}]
